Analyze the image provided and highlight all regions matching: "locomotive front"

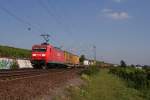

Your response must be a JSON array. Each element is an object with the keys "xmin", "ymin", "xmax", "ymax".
[{"xmin": 31, "ymin": 44, "xmax": 48, "ymax": 68}]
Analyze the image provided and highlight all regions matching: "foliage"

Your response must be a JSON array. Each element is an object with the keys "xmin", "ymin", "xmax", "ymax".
[
  {"xmin": 120, "ymin": 60, "xmax": 127, "ymax": 67},
  {"xmin": 0, "ymin": 45, "xmax": 31, "ymax": 58},
  {"xmin": 109, "ymin": 67, "xmax": 150, "ymax": 100},
  {"xmin": 143, "ymin": 66, "xmax": 150, "ymax": 72},
  {"xmin": 80, "ymin": 65, "xmax": 100, "ymax": 76},
  {"xmin": 10, "ymin": 61, "xmax": 19, "ymax": 69},
  {"xmin": 79, "ymin": 55, "xmax": 85, "ymax": 65},
  {"xmin": 65, "ymin": 69, "xmax": 144, "ymax": 100}
]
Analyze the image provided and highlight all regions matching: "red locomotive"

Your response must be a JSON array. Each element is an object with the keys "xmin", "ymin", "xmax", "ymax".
[
  {"xmin": 31, "ymin": 34, "xmax": 79, "ymax": 68},
  {"xmin": 31, "ymin": 43, "xmax": 65, "ymax": 68}
]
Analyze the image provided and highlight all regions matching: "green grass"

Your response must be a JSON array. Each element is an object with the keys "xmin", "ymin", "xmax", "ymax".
[
  {"xmin": 80, "ymin": 65, "xmax": 100, "ymax": 76},
  {"xmin": 109, "ymin": 67, "xmax": 150, "ymax": 99},
  {"xmin": 66, "ymin": 69, "xmax": 145, "ymax": 100},
  {"xmin": 0, "ymin": 45, "xmax": 31, "ymax": 58}
]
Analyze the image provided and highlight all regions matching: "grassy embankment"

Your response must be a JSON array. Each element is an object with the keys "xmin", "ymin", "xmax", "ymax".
[
  {"xmin": 110, "ymin": 67, "xmax": 150, "ymax": 99},
  {"xmin": 63, "ymin": 66, "xmax": 145, "ymax": 100},
  {"xmin": 0, "ymin": 45, "xmax": 31, "ymax": 58},
  {"xmin": 0, "ymin": 45, "xmax": 31, "ymax": 69}
]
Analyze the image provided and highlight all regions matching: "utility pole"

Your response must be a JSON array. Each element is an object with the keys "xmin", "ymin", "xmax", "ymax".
[{"xmin": 93, "ymin": 45, "xmax": 96, "ymax": 65}]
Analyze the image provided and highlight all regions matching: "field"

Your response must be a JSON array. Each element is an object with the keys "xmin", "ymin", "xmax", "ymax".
[
  {"xmin": 63, "ymin": 67, "xmax": 148, "ymax": 100},
  {"xmin": 0, "ymin": 45, "xmax": 31, "ymax": 58}
]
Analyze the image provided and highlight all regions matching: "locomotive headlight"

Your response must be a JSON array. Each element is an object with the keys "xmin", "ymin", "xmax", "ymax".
[
  {"xmin": 32, "ymin": 54, "xmax": 36, "ymax": 56},
  {"xmin": 41, "ymin": 54, "xmax": 46, "ymax": 57}
]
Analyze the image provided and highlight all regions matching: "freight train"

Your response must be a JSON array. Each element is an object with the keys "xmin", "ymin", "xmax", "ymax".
[{"xmin": 31, "ymin": 43, "xmax": 79, "ymax": 69}]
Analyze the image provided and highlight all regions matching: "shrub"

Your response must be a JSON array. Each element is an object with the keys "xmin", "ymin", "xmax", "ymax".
[
  {"xmin": 81, "ymin": 65, "xmax": 100, "ymax": 76},
  {"xmin": 109, "ymin": 67, "xmax": 150, "ymax": 89},
  {"xmin": 109, "ymin": 67, "xmax": 150, "ymax": 100},
  {"xmin": 10, "ymin": 61, "xmax": 19, "ymax": 69}
]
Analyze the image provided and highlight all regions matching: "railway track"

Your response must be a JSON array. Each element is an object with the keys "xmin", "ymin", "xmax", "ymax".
[
  {"xmin": 0, "ymin": 67, "xmax": 84, "ymax": 100},
  {"xmin": 0, "ymin": 68, "xmax": 68, "ymax": 81}
]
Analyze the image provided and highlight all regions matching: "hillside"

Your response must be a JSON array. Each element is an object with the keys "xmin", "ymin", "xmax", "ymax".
[{"xmin": 0, "ymin": 45, "xmax": 31, "ymax": 58}]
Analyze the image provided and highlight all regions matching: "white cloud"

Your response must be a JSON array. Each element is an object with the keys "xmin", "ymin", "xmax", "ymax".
[
  {"xmin": 108, "ymin": 12, "xmax": 130, "ymax": 20},
  {"xmin": 102, "ymin": 8, "xmax": 113, "ymax": 13},
  {"xmin": 101, "ymin": 9, "xmax": 131, "ymax": 20},
  {"xmin": 113, "ymin": 0, "xmax": 123, "ymax": 3}
]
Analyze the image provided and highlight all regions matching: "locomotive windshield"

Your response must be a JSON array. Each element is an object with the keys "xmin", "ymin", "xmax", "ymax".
[{"xmin": 32, "ymin": 48, "xmax": 47, "ymax": 52}]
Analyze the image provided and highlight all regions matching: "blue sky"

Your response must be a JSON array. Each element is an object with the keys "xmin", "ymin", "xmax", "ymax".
[{"xmin": 0, "ymin": 0, "xmax": 150, "ymax": 65}]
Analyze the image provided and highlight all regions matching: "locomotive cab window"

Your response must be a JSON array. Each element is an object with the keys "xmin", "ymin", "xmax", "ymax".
[{"xmin": 32, "ymin": 48, "xmax": 47, "ymax": 52}]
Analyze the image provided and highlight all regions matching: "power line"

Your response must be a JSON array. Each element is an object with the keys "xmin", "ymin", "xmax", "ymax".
[
  {"xmin": 0, "ymin": 4, "xmax": 61, "ymax": 47},
  {"xmin": 38, "ymin": 0, "xmax": 80, "ymax": 51},
  {"xmin": 38, "ymin": 0, "xmax": 74, "ymax": 36},
  {"xmin": 0, "ymin": 5, "xmax": 61, "ymax": 48},
  {"xmin": 0, "ymin": 5, "xmax": 44, "ymax": 34},
  {"xmin": 38, "ymin": 1, "xmax": 96, "ymax": 60},
  {"xmin": 0, "ymin": 3, "xmax": 71, "ymax": 54},
  {"xmin": 46, "ymin": 0, "xmax": 80, "ymax": 50},
  {"xmin": 0, "ymin": 1, "xmax": 79, "ymax": 54},
  {"xmin": 46, "ymin": 0, "xmax": 75, "ymax": 35},
  {"xmin": 37, "ymin": 0, "xmax": 70, "ymax": 48},
  {"xmin": 37, "ymin": 0, "xmax": 62, "ymax": 24}
]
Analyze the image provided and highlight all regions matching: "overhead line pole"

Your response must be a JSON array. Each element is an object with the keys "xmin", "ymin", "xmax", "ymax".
[{"xmin": 93, "ymin": 45, "xmax": 96, "ymax": 65}]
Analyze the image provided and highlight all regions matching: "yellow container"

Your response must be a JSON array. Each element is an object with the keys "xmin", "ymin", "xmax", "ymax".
[{"xmin": 64, "ymin": 51, "xmax": 79, "ymax": 65}]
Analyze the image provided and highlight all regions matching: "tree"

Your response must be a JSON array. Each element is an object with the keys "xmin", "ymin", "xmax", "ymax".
[
  {"xmin": 120, "ymin": 60, "xmax": 127, "ymax": 67},
  {"xmin": 79, "ymin": 55, "xmax": 85, "ymax": 65},
  {"xmin": 131, "ymin": 64, "xmax": 135, "ymax": 68}
]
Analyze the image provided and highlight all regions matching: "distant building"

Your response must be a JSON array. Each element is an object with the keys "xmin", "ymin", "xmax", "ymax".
[
  {"xmin": 113, "ymin": 64, "xmax": 119, "ymax": 67},
  {"xmin": 135, "ymin": 65, "xmax": 142, "ymax": 69},
  {"xmin": 83, "ymin": 60, "xmax": 90, "ymax": 65}
]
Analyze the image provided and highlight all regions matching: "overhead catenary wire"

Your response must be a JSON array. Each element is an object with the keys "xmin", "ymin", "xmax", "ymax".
[
  {"xmin": 38, "ymin": 0, "xmax": 73, "ymax": 36},
  {"xmin": 36, "ymin": 0, "xmax": 69, "ymax": 50},
  {"xmin": 37, "ymin": 0, "xmax": 75, "ymax": 45},
  {"xmin": 0, "ymin": 5, "xmax": 44, "ymax": 34},
  {"xmin": 37, "ymin": 0, "xmax": 63, "ymax": 25},
  {"xmin": 0, "ymin": 5, "xmax": 56, "ymax": 46},
  {"xmin": 0, "ymin": 2, "xmax": 87, "ymax": 56},
  {"xmin": 46, "ymin": 0, "xmax": 75, "ymax": 35},
  {"xmin": 0, "ymin": 4, "xmax": 60, "ymax": 47},
  {"xmin": 45, "ymin": 0, "xmax": 82, "ymax": 52}
]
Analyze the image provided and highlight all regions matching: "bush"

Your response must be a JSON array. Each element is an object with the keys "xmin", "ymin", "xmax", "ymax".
[
  {"xmin": 109, "ymin": 67, "xmax": 150, "ymax": 100},
  {"xmin": 109, "ymin": 67, "xmax": 150, "ymax": 89},
  {"xmin": 10, "ymin": 61, "xmax": 19, "ymax": 69},
  {"xmin": 81, "ymin": 65, "xmax": 100, "ymax": 76}
]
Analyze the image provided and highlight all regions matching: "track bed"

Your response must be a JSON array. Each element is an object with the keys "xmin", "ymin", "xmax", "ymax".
[{"xmin": 0, "ymin": 67, "xmax": 83, "ymax": 100}]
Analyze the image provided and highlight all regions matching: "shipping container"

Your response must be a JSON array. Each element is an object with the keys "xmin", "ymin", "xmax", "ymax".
[{"xmin": 64, "ymin": 51, "xmax": 79, "ymax": 65}]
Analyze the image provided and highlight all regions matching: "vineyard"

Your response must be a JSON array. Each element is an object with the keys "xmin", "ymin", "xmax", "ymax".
[
  {"xmin": 109, "ymin": 67, "xmax": 150, "ymax": 99},
  {"xmin": 0, "ymin": 45, "xmax": 31, "ymax": 58}
]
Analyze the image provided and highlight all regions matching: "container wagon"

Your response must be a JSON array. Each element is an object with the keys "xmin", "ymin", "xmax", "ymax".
[{"xmin": 64, "ymin": 51, "xmax": 79, "ymax": 66}]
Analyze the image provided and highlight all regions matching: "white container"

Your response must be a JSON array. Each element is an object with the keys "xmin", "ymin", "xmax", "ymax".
[
  {"xmin": 17, "ymin": 59, "xmax": 33, "ymax": 68},
  {"xmin": 84, "ymin": 60, "xmax": 89, "ymax": 65}
]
